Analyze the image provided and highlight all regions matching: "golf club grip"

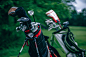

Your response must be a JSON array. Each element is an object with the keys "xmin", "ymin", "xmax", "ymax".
[{"xmin": 52, "ymin": 27, "xmax": 68, "ymax": 34}]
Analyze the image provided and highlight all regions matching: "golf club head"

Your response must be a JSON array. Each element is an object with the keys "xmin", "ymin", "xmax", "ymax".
[
  {"xmin": 46, "ymin": 10, "xmax": 60, "ymax": 23},
  {"xmin": 28, "ymin": 10, "xmax": 34, "ymax": 16}
]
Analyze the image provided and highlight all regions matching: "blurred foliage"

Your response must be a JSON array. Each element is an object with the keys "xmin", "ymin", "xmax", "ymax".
[
  {"xmin": 0, "ymin": 0, "xmax": 24, "ymax": 50},
  {"xmin": 0, "ymin": 0, "xmax": 86, "ymax": 51},
  {"xmin": 69, "ymin": 9, "xmax": 86, "ymax": 26}
]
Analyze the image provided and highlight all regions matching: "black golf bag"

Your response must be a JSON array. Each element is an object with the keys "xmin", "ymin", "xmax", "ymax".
[
  {"xmin": 24, "ymin": 25, "xmax": 48, "ymax": 57},
  {"xmin": 8, "ymin": 6, "xmax": 61, "ymax": 57}
]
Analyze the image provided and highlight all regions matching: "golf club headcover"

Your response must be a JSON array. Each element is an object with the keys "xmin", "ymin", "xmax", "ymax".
[
  {"xmin": 8, "ymin": 7, "xmax": 30, "ymax": 18},
  {"xmin": 8, "ymin": 7, "xmax": 32, "ymax": 29},
  {"xmin": 46, "ymin": 10, "xmax": 60, "ymax": 23},
  {"xmin": 8, "ymin": 7, "xmax": 18, "ymax": 16}
]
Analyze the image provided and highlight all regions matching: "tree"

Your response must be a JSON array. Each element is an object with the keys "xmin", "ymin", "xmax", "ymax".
[
  {"xmin": 0, "ymin": 0, "xmax": 72, "ymax": 50},
  {"xmin": 0, "ymin": 0, "xmax": 22, "ymax": 50}
]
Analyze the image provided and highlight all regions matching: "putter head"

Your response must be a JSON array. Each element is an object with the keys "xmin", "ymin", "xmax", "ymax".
[{"xmin": 28, "ymin": 10, "xmax": 34, "ymax": 16}]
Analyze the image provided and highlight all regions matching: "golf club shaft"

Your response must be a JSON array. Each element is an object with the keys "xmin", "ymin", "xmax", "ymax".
[
  {"xmin": 17, "ymin": 42, "xmax": 26, "ymax": 57},
  {"xmin": 34, "ymin": 38, "xmax": 40, "ymax": 57}
]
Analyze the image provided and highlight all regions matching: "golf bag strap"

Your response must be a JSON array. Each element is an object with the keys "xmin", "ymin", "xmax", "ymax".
[{"xmin": 52, "ymin": 27, "xmax": 68, "ymax": 34}]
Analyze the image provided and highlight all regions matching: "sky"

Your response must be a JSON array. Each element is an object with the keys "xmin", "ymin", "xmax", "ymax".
[{"xmin": 72, "ymin": 0, "xmax": 86, "ymax": 12}]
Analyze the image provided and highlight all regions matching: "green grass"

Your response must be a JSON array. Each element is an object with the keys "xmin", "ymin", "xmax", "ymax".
[{"xmin": 1, "ymin": 26, "xmax": 86, "ymax": 57}]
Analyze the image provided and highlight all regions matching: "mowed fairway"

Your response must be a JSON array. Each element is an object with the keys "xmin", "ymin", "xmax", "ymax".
[{"xmin": 10, "ymin": 26, "xmax": 86, "ymax": 57}]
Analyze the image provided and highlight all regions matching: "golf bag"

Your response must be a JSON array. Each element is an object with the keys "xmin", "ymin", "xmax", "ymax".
[
  {"xmin": 17, "ymin": 17, "xmax": 61, "ymax": 57},
  {"xmin": 45, "ymin": 10, "xmax": 86, "ymax": 57},
  {"xmin": 25, "ymin": 23, "xmax": 48, "ymax": 57},
  {"xmin": 8, "ymin": 7, "xmax": 61, "ymax": 57}
]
